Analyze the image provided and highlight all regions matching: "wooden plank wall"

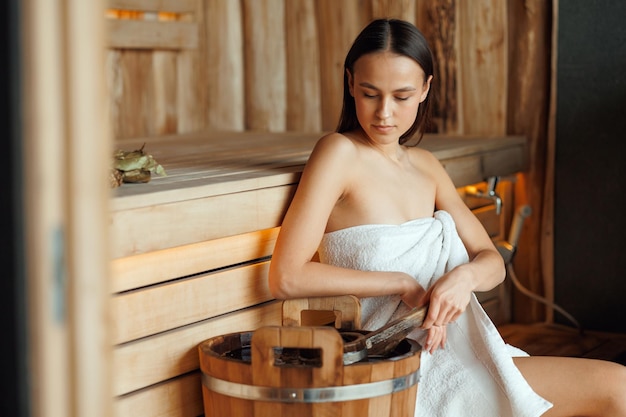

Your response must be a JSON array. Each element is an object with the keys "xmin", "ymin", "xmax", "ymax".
[
  {"xmin": 105, "ymin": 0, "xmax": 506, "ymax": 139},
  {"xmin": 111, "ymin": 208, "xmax": 286, "ymax": 416}
]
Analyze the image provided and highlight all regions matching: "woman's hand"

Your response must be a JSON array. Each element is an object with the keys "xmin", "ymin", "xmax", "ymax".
[
  {"xmin": 424, "ymin": 324, "xmax": 446, "ymax": 353},
  {"xmin": 397, "ymin": 275, "xmax": 447, "ymax": 353},
  {"xmin": 420, "ymin": 267, "xmax": 473, "ymax": 330}
]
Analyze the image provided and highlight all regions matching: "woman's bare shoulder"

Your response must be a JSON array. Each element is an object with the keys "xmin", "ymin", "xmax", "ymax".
[
  {"xmin": 405, "ymin": 145, "xmax": 442, "ymax": 168},
  {"xmin": 307, "ymin": 132, "xmax": 360, "ymax": 165},
  {"xmin": 314, "ymin": 132, "xmax": 358, "ymax": 152}
]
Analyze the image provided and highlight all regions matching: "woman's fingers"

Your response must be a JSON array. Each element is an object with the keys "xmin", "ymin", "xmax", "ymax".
[
  {"xmin": 442, "ymin": 308, "xmax": 460, "ymax": 325},
  {"xmin": 422, "ymin": 299, "xmax": 460, "ymax": 328},
  {"xmin": 424, "ymin": 325, "xmax": 447, "ymax": 353},
  {"xmin": 422, "ymin": 301, "xmax": 439, "ymax": 328}
]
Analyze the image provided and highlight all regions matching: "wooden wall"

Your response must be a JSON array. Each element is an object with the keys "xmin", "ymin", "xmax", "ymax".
[{"xmin": 106, "ymin": 0, "xmax": 510, "ymax": 139}]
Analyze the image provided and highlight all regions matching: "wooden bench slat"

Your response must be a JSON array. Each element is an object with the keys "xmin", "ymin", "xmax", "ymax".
[
  {"xmin": 112, "ymin": 228, "xmax": 279, "ymax": 293},
  {"xmin": 110, "ymin": 185, "xmax": 295, "ymax": 258},
  {"xmin": 111, "ymin": 132, "xmax": 526, "ymax": 199},
  {"xmin": 442, "ymin": 155, "xmax": 484, "ymax": 186},
  {"xmin": 113, "ymin": 301, "xmax": 281, "ymax": 396},
  {"xmin": 483, "ymin": 146, "xmax": 527, "ymax": 178},
  {"xmin": 114, "ymin": 372, "xmax": 203, "ymax": 417},
  {"xmin": 112, "ymin": 261, "xmax": 272, "ymax": 344},
  {"xmin": 112, "ymin": 169, "xmax": 301, "ymax": 212}
]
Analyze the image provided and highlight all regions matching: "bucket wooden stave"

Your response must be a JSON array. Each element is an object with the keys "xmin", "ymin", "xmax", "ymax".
[{"xmin": 199, "ymin": 326, "xmax": 420, "ymax": 417}]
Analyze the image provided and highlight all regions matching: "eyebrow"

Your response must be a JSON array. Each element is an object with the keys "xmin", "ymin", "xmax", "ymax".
[{"xmin": 358, "ymin": 82, "xmax": 417, "ymax": 92}]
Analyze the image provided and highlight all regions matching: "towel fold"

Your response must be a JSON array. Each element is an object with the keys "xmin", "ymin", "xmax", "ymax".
[{"xmin": 318, "ymin": 211, "xmax": 552, "ymax": 417}]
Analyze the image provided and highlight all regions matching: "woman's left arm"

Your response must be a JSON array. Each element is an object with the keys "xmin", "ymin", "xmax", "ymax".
[{"xmin": 421, "ymin": 152, "xmax": 506, "ymax": 329}]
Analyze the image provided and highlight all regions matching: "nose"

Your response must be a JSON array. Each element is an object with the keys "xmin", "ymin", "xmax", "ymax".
[{"xmin": 376, "ymin": 97, "xmax": 391, "ymax": 120}]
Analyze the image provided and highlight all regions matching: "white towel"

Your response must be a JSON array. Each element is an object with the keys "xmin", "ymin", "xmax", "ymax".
[{"xmin": 318, "ymin": 211, "xmax": 552, "ymax": 417}]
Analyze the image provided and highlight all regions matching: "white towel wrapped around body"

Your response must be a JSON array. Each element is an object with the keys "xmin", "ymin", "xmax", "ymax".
[{"xmin": 318, "ymin": 211, "xmax": 552, "ymax": 417}]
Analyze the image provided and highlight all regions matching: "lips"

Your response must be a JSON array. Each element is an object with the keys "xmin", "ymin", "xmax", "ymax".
[{"xmin": 373, "ymin": 124, "xmax": 394, "ymax": 133}]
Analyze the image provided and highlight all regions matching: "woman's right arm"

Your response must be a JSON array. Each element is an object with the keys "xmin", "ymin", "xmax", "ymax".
[{"xmin": 268, "ymin": 133, "xmax": 422, "ymax": 302}]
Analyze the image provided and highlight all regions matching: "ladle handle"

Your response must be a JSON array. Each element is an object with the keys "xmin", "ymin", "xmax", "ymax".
[
  {"xmin": 365, "ymin": 305, "xmax": 428, "ymax": 356},
  {"xmin": 343, "ymin": 305, "xmax": 428, "ymax": 358}
]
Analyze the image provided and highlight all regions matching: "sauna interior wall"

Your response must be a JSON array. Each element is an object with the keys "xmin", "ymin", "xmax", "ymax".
[{"xmin": 106, "ymin": 0, "xmax": 510, "ymax": 140}]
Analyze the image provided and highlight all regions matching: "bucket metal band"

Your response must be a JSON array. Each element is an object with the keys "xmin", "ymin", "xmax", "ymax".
[
  {"xmin": 202, "ymin": 370, "xmax": 420, "ymax": 403},
  {"xmin": 342, "ymin": 348, "xmax": 367, "ymax": 365}
]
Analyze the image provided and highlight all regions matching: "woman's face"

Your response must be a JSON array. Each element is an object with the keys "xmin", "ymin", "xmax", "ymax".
[{"xmin": 348, "ymin": 51, "xmax": 431, "ymax": 145}]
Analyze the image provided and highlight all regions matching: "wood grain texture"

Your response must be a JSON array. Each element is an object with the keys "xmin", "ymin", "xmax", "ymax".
[
  {"xmin": 152, "ymin": 50, "xmax": 178, "ymax": 134},
  {"xmin": 23, "ymin": 1, "xmax": 72, "ymax": 413},
  {"xmin": 506, "ymin": 0, "xmax": 554, "ymax": 323},
  {"xmin": 111, "ymin": 228, "xmax": 279, "ymax": 292},
  {"xmin": 250, "ymin": 326, "xmax": 346, "ymax": 416},
  {"xmin": 367, "ymin": 360, "xmax": 394, "ymax": 415},
  {"xmin": 106, "ymin": 0, "xmax": 206, "ymax": 139},
  {"xmin": 389, "ymin": 348, "xmax": 420, "ymax": 417},
  {"xmin": 282, "ymin": 295, "xmax": 362, "ymax": 330},
  {"xmin": 417, "ymin": 0, "xmax": 460, "ymax": 133},
  {"xmin": 113, "ymin": 301, "xmax": 281, "ymax": 395},
  {"xmin": 113, "ymin": 373, "xmax": 203, "ymax": 417},
  {"xmin": 106, "ymin": 19, "xmax": 199, "ymax": 49},
  {"xmin": 108, "ymin": 0, "xmax": 198, "ymax": 12},
  {"xmin": 109, "ymin": 133, "xmax": 526, "ymax": 258},
  {"xmin": 106, "ymin": 50, "xmax": 123, "ymax": 139},
  {"xmin": 242, "ymin": 0, "xmax": 286, "ymax": 131},
  {"xmin": 457, "ymin": 0, "xmax": 508, "ymax": 135},
  {"xmin": 315, "ymin": 0, "xmax": 364, "ymax": 131},
  {"xmin": 177, "ymin": 2, "xmax": 206, "ymax": 133},
  {"xmin": 117, "ymin": 50, "xmax": 155, "ymax": 138},
  {"xmin": 499, "ymin": 323, "xmax": 626, "ymax": 365},
  {"xmin": 199, "ymin": 332, "xmax": 257, "ymax": 417},
  {"xmin": 371, "ymin": 0, "xmax": 417, "ymax": 23},
  {"xmin": 204, "ymin": 0, "xmax": 245, "ymax": 130},
  {"xmin": 65, "ymin": 2, "xmax": 113, "ymax": 415},
  {"xmin": 110, "ymin": 131, "xmax": 526, "ymax": 203},
  {"xmin": 111, "ymin": 184, "xmax": 295, "ymax": 257},
  {"xmin": 23, "ymin": 1, "xmax": 113, "ymax": 416},
  {"xmin": 111, "ymin": 261, "xmax": 273, "ymax": 343},
  {"xmin": 285, "ymin": 0, "xmax": 322, "ymax": 131}
]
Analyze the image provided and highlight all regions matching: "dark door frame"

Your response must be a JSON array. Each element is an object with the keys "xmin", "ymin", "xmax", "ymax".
[{"xmin": 0, "ymin": 0, "xmax": 29, "ymax": 415}]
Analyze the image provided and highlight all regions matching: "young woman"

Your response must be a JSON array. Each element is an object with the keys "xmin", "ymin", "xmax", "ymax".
[{"xmin": 269, "ymin": 18, "xmax": 626, "ymax": 416}]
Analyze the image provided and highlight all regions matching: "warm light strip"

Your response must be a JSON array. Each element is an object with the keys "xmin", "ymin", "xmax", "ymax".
[{"xmin": 105, "ymin": 9, "xmax": 181, "ymax": 21}]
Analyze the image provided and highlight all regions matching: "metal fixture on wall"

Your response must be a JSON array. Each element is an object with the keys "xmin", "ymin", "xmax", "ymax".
[{"xmin": 465, "ymin": 176, "xmax": 502, "ymax": 215}]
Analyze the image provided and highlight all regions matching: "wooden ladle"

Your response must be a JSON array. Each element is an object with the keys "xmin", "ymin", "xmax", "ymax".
[{"xmin": 341, "ymin": 305, "xmax": 428, "ymax": 365}]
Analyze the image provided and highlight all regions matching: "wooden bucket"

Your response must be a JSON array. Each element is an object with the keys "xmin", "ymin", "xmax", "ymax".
[{"xmin": 198, "ymin": 326, "xmax": 420, "ymax": 417}]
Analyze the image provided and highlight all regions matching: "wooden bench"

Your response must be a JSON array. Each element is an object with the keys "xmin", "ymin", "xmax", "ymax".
[{"xmin": 110, "ymin": 131, "xmax": 525, "ymax": 416}]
